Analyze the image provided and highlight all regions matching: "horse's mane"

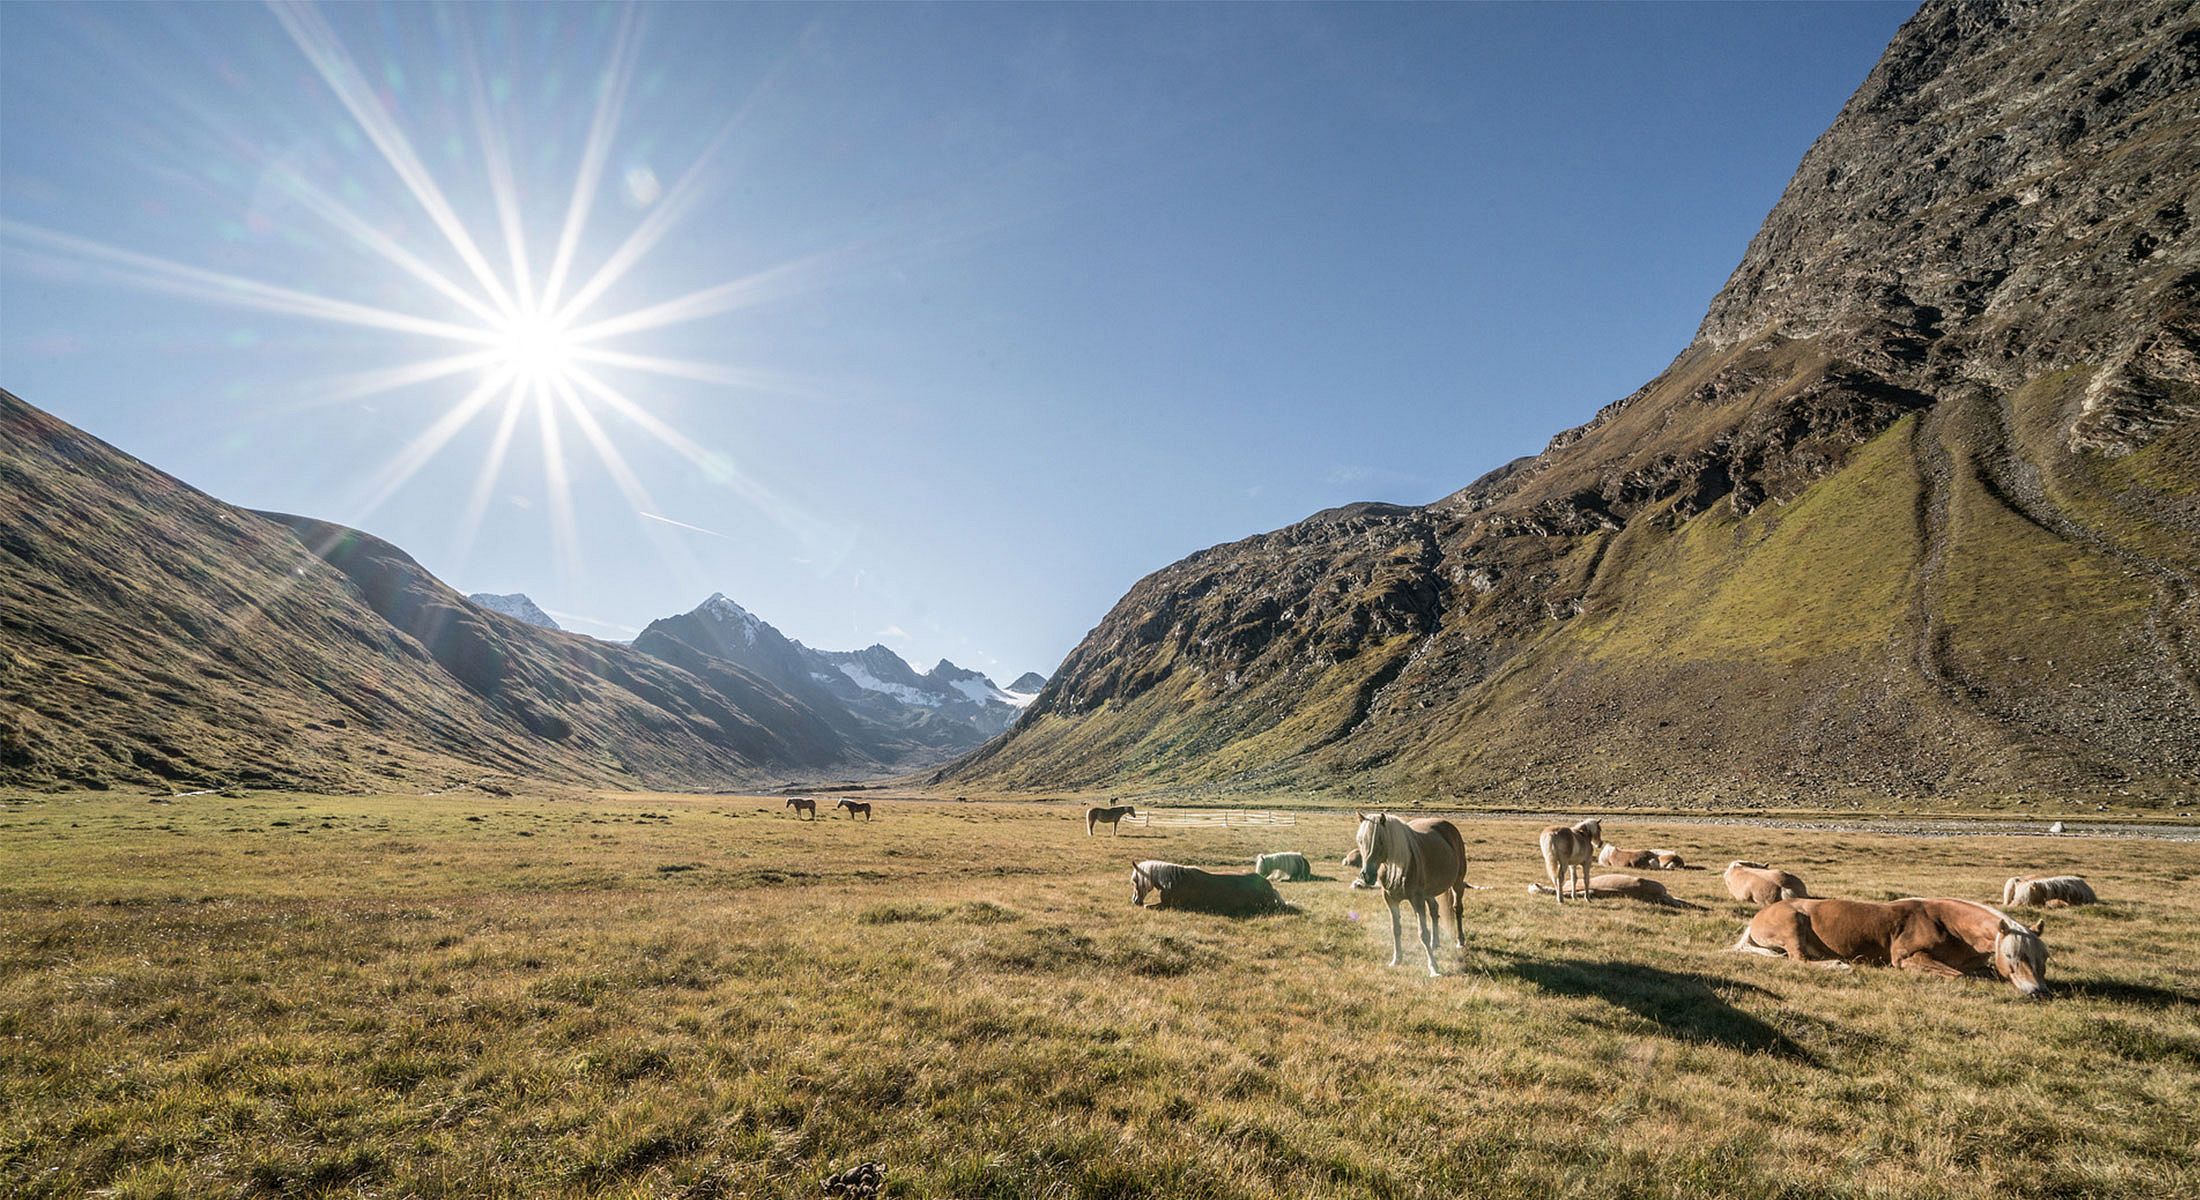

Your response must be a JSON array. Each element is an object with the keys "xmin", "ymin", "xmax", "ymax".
[
  {"xmin": 1907, "ymin": 896, "xmax": 2035, "ymax": 936},
  {"xmin": 1367, "ymin": 815, "xmax": 1419, "ymax": 894},
  {"xmin": 1135, "ymin": 860, "xmax": 1192, "ymax": 888}
]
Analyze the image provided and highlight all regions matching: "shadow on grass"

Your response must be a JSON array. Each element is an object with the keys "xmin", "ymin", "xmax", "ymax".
[
  {"xmin": 2053, "ymin": 977, "xmax": 2198, "ymax": 1008},
  {"xmin": 1489, "ymin": 950, "xmax": 1823, "ymax": 1065}
]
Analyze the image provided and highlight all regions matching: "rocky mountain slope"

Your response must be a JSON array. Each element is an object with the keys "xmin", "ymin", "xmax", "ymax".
[
  {"xmin": 948, "ymin": 0, "xmax": 2200, "ymax": 806},
  {"xmin": 633, "ymin": 595, "xmax": 1025, "ymax": 749},
  {"xmin": 0, "ymin": 391, "xmax": 932, "ymax": 792},
  {"xmin": 466, "ymin": 592, "xmax": 559, "ymax": 630}
]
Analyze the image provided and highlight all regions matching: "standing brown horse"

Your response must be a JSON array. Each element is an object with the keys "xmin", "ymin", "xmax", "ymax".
[
  {"xmin": 1085, "ymin": 804, "xmax": 1137, "ymax": 836},
  {"xmin": 1537, "ymin": 819, "xmax": 1604, "ymax": 904},
  {"xmin": 1732, "ymin": 897, "xmax": 2049, "ymax": 998},
  {"xmin": 835, "ymin": 799, "xmax": 872, "ymax": 821},
  {"xmin": 785, "ymin": 797, "xmax": 817, "ymax": 820},
  {"xmin": 1355, "ymin": 812, "xmax": 1470, "ymax": 976}
]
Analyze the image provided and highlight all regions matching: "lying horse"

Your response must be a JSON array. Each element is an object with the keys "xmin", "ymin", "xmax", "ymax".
[
  {"xmin": 1652, "ymin": 850, "xmax": 1688, "ymax": 870},
  {"xmin": 2002, "ymin": 875, "xmax": 2096, "ymax": 907},
  {"xmin": 835, "ymin": 799, "xmax": 872, "ymax": 821},
  {"xmin": 1597, "ymin": 846, "xmax": 1660, "ymax": 870},
  {"xmin": 1254, "ymin": 851, "xmax": 1313, "ymax": 882},
  {"xmin": 785, "ymin": 797, "xmax": 817, "ymax": 820},
  {"xmin": 1733, "ymin": 897, "xmax": 2049, "ymax": 999},
  {"xmin": 1341, "ymin": 847, "xmax": 1363, "ymax": 869},
  {"xmin": 1356, "ymin": 812, "xmax": 1470, "ymax": 976},
  {"xmin": 1130, "ymin": 861, "xmax": 1283, "ymax": 915},
  {"xmin": 1537, "ymin": 819, "xmax": 1604, "ymax": 904},
  {"xmin": 1723, "ymin": 861, "xmax": 1808, "ymax": 906},
  {"xmin": 1086, "ymin": 804, "xmax": 1137, "ymax": 836},
  {"xmin": 1527, "ymin": 873, "xmax": 1698, "ymax": 908}
]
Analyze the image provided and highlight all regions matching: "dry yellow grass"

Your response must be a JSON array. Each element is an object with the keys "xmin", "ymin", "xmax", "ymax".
[{"xmin": 3, "ymin": 790, "xmax": 2196, "ymax": 1198}]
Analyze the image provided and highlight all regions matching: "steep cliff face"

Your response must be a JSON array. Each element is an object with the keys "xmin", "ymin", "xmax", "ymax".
[{"xmin": 950, "ymin": 0, "xmax": 2200, "ymax": 806}]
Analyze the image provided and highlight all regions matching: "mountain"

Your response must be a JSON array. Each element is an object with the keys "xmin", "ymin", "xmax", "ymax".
[
  {"xmin": 631, "ymin": 596, "xmax": 1024, "ymax": 751},
  {"xmin": 947, "ymin": 0, "xmax": 2200, "ymax": 806},
  {"xmin": 0, "ymin": 391, "xmax": 917, "ymax": 792},
  {"xmin": 1007, "ymin": 672, "xmax": 1048, "ymax": 696},
  {"xmin": 466, "ymin": 592, "xmax": 559, "ymax": 630}
]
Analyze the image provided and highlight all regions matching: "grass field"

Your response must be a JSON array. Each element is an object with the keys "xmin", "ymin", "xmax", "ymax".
[{"xmin": 3, "ymin": 790, "xmax": 2197, "ymax": 1199}]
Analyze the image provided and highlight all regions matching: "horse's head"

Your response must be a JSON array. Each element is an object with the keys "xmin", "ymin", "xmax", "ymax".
[
  {"xmin": 1995, "ymin": 920, "xmax": 2050, "ymax": 999},
  {"xmin": 1353, "ymin": 812, "xmax": 1388, "ymax": 889},
  {"xmin": 1576, "ymin": 818, "xmax": 1604, "ymax": 848},
  {"xmin": 1130, "ymin": 864, "xmax": 1155, "ymax": 907}
]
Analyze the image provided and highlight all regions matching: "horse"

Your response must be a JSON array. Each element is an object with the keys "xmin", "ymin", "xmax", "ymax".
[
  {"xmin": 1527, "ymin": 873, "xmax": 1698, "ymax": 909},
  {"xmin": 1129, "ymin": 861, "xmax": 1284, "ymax": 915},
  {"xmin": 1354, "ymin": 812, "xmax": 1470, "ymax": 976},
  {"xmin": 1732, "ymin": 897, "xmax": 2049, "ymax": 999},
  {"xmin": 785, "ymin": 797, "xmax": 817, "ymax": 820},
  {"xmin": 1537, "ymin": 819, "xmax": 1604, "ymax": 904},
  {"xmin": 1723, "ymin": 861, "xmax": 1808, "ymax": 906},
  {"xmin": 1597, "ymin": 845, "xmax": 1660, "ymax": 870},
  {"xmin": 1341, "ymin": 847, "xmax": 1363, "ymax": 869},
  {"xmin": 1086, "ymin": 804, "xmax": 1137, "ymax": 836},
  {"xmin": 1652, "ymin": 850, "xmax": 1688, "ymax": 870},
  {"xmin": 1254, "ymin": 851, "xmax": 1313, "ymax": 882},
  {"xmin": 835, "ymin": 799, "xmax": 872, "ymax": 821},
  {"xmin": 2002, "ymin": 875, "xmax": 2096, "ymax": 907}
]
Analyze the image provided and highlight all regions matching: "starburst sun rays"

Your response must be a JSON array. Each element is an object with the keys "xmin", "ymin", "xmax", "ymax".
[{"xmin": 2, "ymin": 1, "xmax": 827, "ymax": 584}]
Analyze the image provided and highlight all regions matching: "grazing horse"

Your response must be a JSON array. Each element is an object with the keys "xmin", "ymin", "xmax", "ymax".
[
  {"xmin": 2002, "ymin": 875, "xmax": 2096, "ymax": 907},
  {"xmin": 1355, "ymin": 812, "xmax": 1470, "ymax": 976},
  {"xmin": 1537, "ymin": 819, "xmax": 1604, "ymax": 904},
  {"xmin": 1528, "ymin": 873, "xmax": 1698, "ymax": 908},
  {"xmin": 1254, "ymin": 851, "xmax": 1313, "ymax": 882},
  {"xmin": 1733, "ymin": 897, "xmax": 2049, "ymax": 998},
  {"xmin": 1086, "ymin": 804, "xmax": 1137, "ymax": 836},
  {"xmin": 1723, "ymin": 861, "xmax": 1808, "ymax": 906},
  {"xmin": 785, "ymin": 797, "xmax": 817, "ymax": 820},
  {"xmin": 1129, "ymin": 861, "xmax": 1284, "ymax": 915},
  {"xmin": 835, "ymin": 799, "xmax": 872, "ymax": 821}
]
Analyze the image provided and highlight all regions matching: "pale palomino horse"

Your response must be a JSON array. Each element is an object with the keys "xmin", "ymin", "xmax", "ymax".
[
  {"xmin": 1086, "ymin": 804, "xmax": 1137, "ymax": 836},
  {"xmin": 1129, "ymin": 861, "xmax": 1283, "ymax": 915},
  {"xmin": 2002, "ymin": 875, "xmax": 2096, "ymax": 907},
  {"xmin": 1723, "ymin": 861, "xmax": 1809, "ymax": 906},
  {"xmin": 1733, "ymin": 897, "xmax": 2049, "ymax": 998},
  {"xmin": 835, "ymin": 799, "xmax": 872, "ymax": 821},
  {"xmin": 1354, "ymin": 812, "xmax": 1469, "ymax": 976},
  {"xmin": 785, "ymin": 797, "xmax": 817, "ymax": 820},
  {"xmin": 1254, "ymin": 851, "xmax": 1313, "ymax": 882},
  {"xmin": 1537, "ymin": 819, "xmax": 1604, "ymax": 904}
]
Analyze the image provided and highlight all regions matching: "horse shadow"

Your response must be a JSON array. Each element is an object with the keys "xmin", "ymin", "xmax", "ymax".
[
  {"xmin": 1486, "ymin": 949, "xmax": 1823, "ymax": 1066},
  {"xmin": 2052, "ymin": 977, "xmax": 2197, "ymax": 1008}
]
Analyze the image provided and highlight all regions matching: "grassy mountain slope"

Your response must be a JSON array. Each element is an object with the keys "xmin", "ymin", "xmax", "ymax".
[
  {"xmin": 0, "ymin": 389, "xmax": 892, "ymax": 792},
  {"xmin": 949, "ymin": 0, "xmax": 2200, "ymax": 806}
]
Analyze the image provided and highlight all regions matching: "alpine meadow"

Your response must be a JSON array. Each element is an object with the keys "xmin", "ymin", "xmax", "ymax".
[{"xmin": 2, "ymin": 1, "xmax": 2197, "ymax": 1198}]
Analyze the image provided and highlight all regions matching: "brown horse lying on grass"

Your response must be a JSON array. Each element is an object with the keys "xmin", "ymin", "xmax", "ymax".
[
  {"xmin": 1130, "ymin": 861, "xmax": 1285, "ymax": 915},
  {"xmin": 1597, "ymin": 846, "xmax": 1686, "ymax": 870},
  {"xmin": 785, "ymin": 797, "xmax": 817, "ymax": 820},
  {"xmin": 1732, "ymin": 897, "xmax": 2049, "ymax": 998},
  {"xmin": 1528, "ymin": 874, "xmax": 1698, "ymax": 908},
  {"xmin": 2003, "ymin": 875, "xmax": 2096, "ymax": 907},
  {"xmin": 1724, "ymin": 861, "xmax": 1808, "ymax": 906}
]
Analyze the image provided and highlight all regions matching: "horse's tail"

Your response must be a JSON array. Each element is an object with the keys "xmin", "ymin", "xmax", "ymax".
[
  {"xmin": 1730, "ymin": 924, "xmax": 1780, "ymax": 956},
  {"xmin": 1436, "ymin": 821, "xmax": 1469, "ymax": 889},
  {"xmin": 1085, "ymin": 810, "xmax": 1096, "ymax": 837}
]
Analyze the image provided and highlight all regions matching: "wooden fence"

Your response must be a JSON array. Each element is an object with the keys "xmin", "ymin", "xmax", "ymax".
[{"xmin": 1117, "ymin": 810, "xmax": 1296, "ymax": 830}]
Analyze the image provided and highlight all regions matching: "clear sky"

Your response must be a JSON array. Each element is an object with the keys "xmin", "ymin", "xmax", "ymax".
[{"xmin": 0, "ymin": 1, "xmax": 1916, "ymax": 681}]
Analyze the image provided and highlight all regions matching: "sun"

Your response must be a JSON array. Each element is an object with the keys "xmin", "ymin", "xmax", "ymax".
[{"xmin": 491, "ymin": 309, "xmax": 576, "ymax": 387}]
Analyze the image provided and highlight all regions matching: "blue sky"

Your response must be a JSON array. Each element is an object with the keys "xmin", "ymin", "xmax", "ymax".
[{"xmin": 0, "ymin": 1, "xmax": 1915, "ymax": 681}]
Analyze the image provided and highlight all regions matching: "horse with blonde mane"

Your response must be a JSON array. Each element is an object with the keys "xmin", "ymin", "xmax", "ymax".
[
  {"xmin": 1129, "ymin": 861, "xmax": 1283, "ymax": 915},
  {"xmin": 1086, "ymin": 804, "xmax": 1137, "ymax": 836},
  {"xmin": 1354, "ymin": 812, "xmax": 1469, "ymax": 976},
  {"xmin": 2002, "ymin": 875, "xmax": 2096, "ymax": 907},
  {"xmin": 1537, "ymin": 819, "xmax": 1604, "ymax": 904},
  {"xmin": 1732, "ymin": 897, "xmax": 2049, "ymax": 998},
  {"xmin": 785, "ymin": 797, "xmax": 817, "ymax": 820},
  {"xmin": 1528, "ymin": 873, "xmax": 1698, "ymax": 908},
  {"xmin": 1723, "ymin": 861, "xmax": 1809, "ymax": 906}
]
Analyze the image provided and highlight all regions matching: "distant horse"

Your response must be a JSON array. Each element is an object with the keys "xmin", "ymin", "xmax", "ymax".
[
  {"xmin": 1355, "ymin": 812, "xmax": 1470, "ymax": 976},
  {"xmin": 1652, "ymin": 850, "xmax": 1688, "ymax": 870},
  {"xmin": 1597, "ymin": 846, "xmax": 1660, "ymax": 870},
  {"xmin": 1254, "ymin": 851, "xmax": 1313, "ymax": 882},
  {"xmin": 785, "ymin": 797, "xmax": 817, "ymax": 820},
  {"xmin": 1528, "ymin": 873, "xmax": 1698, "ymax": 909},
  {"xmin": 1086, "ymin": 804, "xmax": 1137, "ymax": 836},
  {"xmin": 1723, "ymin": 861, "xmax": 1809, "ymax": 906},
  {"xmin": 1733, "ymin": 897, "xmax": 2049, "ymax": 998},
  {"xmin": 2002, "ymin": 875, "xmax": 2096, "ymax": 907},
  {"xmin": 835, "ymin": 799, "xmax": 872, "ymax": 821},
  {"xmin": 1129, "ymin": 861, "xmax": 1284, "ymax": 915},
  {"xmin": 1537, "ymin": 819, "xmax": 1604, "ymax": 904}
]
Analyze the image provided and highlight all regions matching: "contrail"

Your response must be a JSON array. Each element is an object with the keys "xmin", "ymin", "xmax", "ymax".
[{"xmin": 639, "ymin": 511, "xmax": 734, "ymax": 540}]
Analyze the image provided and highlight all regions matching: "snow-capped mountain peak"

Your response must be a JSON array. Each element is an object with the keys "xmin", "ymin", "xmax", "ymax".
[
  {"xmin": 467, "ymin": 592, "xmax": 560, "ymax": 630},
  {"xmin": 696, "ymin": 592, "xmax": 763, "ymax": 645}
]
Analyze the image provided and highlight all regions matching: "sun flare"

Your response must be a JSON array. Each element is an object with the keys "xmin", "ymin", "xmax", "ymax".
[{"xmin": 491, "ymin": 310, "xmax": 577, "ymax": 388}]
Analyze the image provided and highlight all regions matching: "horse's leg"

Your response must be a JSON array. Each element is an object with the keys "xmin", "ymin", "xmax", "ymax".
[
  {"xmin": 1386, "ymin": 898, "xmax": 1404, "ymax": 967},
  {"xmin": 1452, "ymin": 882, "xmax": 1467, "ymax": 947},
  {"xmin": 1415, "ymin": 897, "xmax": 1440, "ymax": 977},
  {"xmin": 1543, "ymin": 850, "xmax": 1562, "ymax": 905}
]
